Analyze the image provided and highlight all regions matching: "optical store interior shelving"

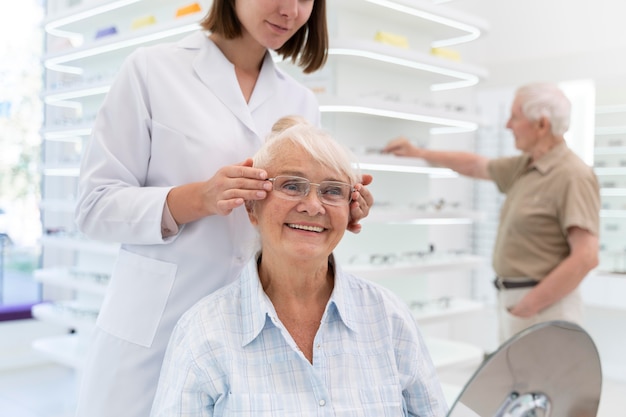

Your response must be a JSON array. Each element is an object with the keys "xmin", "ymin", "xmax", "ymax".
[
  {"xmin": 589, "ymin": 102, "xmax": 626, "ymax": 311},
  {"xmin": 35, "ymin": 0, "xmax": 213, "ymax": 370},
  {"xmin": 281, "ymin": 0, "xmax": 490, "ymax": 354},
  {"xmin": 34, "ymin": 0, "xmax": 489, "ymax": 374}
]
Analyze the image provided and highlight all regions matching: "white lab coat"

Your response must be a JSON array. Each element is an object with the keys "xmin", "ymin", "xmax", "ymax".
[{"xmin": 74, "ymin": 31, "xmax": 320, "ymax": 417}]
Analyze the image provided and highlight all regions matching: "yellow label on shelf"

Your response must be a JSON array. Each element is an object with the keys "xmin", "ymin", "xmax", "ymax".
[
  {"xmin": 131, "ymin": 15, "xmax": 156, "ymax": 30},
  {"xmin": 430, "ymin": 47, "xmax": 462, "ymax": 62},
  {"xmin": 176, "ymin": 2, "xmax": 202, "ymax": 18},
  {"xmin": 374, "ymin": 31, "xmax": 409, "ymax": 49}
]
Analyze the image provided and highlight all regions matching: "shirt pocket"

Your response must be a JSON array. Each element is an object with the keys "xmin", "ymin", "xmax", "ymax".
[
  {"xmin": 222, "ymin": 393, "xmax": 284, "ymax": 416},
  {"xmin": 334, "ymin": 385, "xmax": 404, "ymax": 417},
  {"xmin": 96, "ymin": 249, "xmax": 177, "ymax": 347}
]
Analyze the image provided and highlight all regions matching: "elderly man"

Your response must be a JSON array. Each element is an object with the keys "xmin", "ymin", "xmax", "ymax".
[{"xmin": 383, "ymin": 83, "xmax": 600, "ymax": 343}]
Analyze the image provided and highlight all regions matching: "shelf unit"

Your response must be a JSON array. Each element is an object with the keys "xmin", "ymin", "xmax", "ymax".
[
  {"xmin": 35, "ymin": 0, "xmax": 489, "ymax": 370},
  {"xmin": 34, "ymin": 0, "xmax": 211, "ymax": 369},
  {"xmin": 280, "ymin": 0, "xmax": 489, "ymax": 353},
  {"xmin": 344, "ymin": 254, "xmax": 484, "ymax": 280},
  {"xmin": 593, "ymin": 104, "xmax": 626, "ymax": 274}
]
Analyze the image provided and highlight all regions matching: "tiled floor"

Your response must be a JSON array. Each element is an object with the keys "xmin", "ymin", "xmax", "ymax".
[{"xmin": 0, "ymin": 362, "xmax": 623, "ymax": 416}]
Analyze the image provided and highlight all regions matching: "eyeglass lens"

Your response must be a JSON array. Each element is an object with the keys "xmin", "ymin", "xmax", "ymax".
[{"xmin": 270, "ymin": 175, "xmax": 352, "ymax": 206}]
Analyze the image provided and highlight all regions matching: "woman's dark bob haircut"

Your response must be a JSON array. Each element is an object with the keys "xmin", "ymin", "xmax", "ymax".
[{"xmin": 200, "ymin": 0, "xmax": 328, "ymax": 74}]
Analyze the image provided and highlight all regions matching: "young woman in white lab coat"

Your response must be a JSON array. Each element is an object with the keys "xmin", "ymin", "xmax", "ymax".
[{"xmin": 73, "ymin": 1, "xmax": 372, "ymax": 416}]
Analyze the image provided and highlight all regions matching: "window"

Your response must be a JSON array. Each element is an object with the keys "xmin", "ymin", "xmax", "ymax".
[{"xmin": 0, "ymin": 0, "xmax": 44, "ymax": 312}]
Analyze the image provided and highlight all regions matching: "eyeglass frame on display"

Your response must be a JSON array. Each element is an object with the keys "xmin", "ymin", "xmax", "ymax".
[{"xmin": 349, "ymin": 244, "xmax": 436, "ymax": 266}]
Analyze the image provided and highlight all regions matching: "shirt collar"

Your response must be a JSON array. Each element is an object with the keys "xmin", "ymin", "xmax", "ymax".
[
  {"xmin": 240, "ymin": 253, "xmax": 274, "ymax": 347},
  {"xmin": 326, "ymin": 259, "xmax": 358, "ymax": 333},
  {"xmin": 239, "ymin": 253, "xmax": 356, "ymax": 347},
  {"xmin": 531, "ymin": 142, "xmax": 568, "ymax": 174}
]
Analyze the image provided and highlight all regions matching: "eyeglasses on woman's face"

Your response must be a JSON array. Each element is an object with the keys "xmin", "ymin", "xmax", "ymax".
[{"xmin": 267, "ymin": 175, "xmax": 354, "ymax": 206}]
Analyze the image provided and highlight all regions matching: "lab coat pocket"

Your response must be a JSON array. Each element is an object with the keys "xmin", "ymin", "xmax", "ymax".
[{"xmin": 96, "ymin": 249, "xmax": 177, "ymax": 348}]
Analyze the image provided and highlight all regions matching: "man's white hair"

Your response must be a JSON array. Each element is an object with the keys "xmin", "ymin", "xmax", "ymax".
[{"xmin": 516, "ymin": 83, "xmax": 571, "ymax": 136}]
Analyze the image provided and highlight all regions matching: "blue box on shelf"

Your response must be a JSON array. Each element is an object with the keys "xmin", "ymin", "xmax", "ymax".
[{"xmin": 95, "ymin": 26, "xmax": 118, "ymax": 39}]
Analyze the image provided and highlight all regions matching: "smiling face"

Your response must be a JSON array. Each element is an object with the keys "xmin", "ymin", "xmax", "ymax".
[
  {"xmin": 235, "ymin": 0, "xmax": 314, "ymax": 51},
  {"xmin": 247, "ymin": 142, "xmax": 350, "ymax": 265}
]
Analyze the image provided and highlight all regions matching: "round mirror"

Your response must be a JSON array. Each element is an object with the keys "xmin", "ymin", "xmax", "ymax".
[{"xmin": 447, "ymin": 320, "xmax": 602, "ymax": 417}]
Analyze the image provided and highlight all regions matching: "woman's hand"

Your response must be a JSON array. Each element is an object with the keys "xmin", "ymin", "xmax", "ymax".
[
  {"xmin": 208, "ymin": 158, "xmax": 272, "ymax": 216},
  {"xmin": 166, "ymin": 158, "xmax": 271, "ymax": 224},
  {"xmin": 347, "ymin": 174, "xmax": 373, "ymax": 234}
]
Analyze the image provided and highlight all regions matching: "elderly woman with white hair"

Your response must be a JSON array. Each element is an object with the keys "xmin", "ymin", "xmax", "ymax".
[
  {"xmin": 383, "ymin": 82, "xmax": 600, "ymax": 343},
  {"xmin": 150, "ymin": 116, "xmax": 448, "ymax": 417}
]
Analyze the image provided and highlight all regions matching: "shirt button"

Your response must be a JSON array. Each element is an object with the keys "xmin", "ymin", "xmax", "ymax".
[{"xmin": 319, "ymin": 400, "xmax": 326, "ymax": 407}]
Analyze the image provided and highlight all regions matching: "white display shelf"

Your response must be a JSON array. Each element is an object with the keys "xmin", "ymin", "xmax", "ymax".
[
  {"xmin": 319, "ymin": 95, "xmax": 481, "ymax": 134},
  {"xmin": 595, "ymin": 146, "xmax": 626, "ymax": 156},
  {"xmin": 601, "ymin": 210, "xmax": 626, "ymax": 218},
  {"xmin": 595, "ymin": 126, "xmax": 626, "ymax": 135},
  {"xmin": 34, "ymin": 268, "xmax": 109, "ymax": 296},
  {"xmin": 425, "ymin": 337, "xmax": 484, "ymax": 370},
  {"xmin": 335, "ymin": 0, "xmax": 489, "ymax": 47},
  {"xmin": 31, "ymin": 301, "xmax": 99, "ymax": 331},
  {"xmin": 43, "ymin": 81, "xmax": 111, "ymax": 104},
  {"xmin": 45, "ymin": 0, "xmax": 145, "ymax": 29},
  {"xmin": 354, "ymin": 153, "xmax": 458, "ymax": 175},
  {"xmin": 343, "ymin": 255, "xmax": 484, "ymax": 279},
  {"xmin": 44, "ymin": 13, "xmax": 201, "ymax": 71},
  {"xmin": 601, "ymin": 188, "xmax": 626, "ymax": 197},
  {"xmin": 594, "ymin": 167, "xmax": 626, "ymax": 176},
  {"xmin": 596, "ymin": 104, "xmax": 626, "ymax": 114},
  {"xmin": 32, "ymin": 334, "xmax": 86, "ymax": 369},
  {"xmin": 329, "ymin": 38, "xmax": 488, "ymax": 91},
  {"xmin": 73, "ymin": 35, "xmax": 491, "ymax": 96},
  {"xmin": 41, "ymin": 125, "xmax": 92, "ymax": 141},
  {"xmin": 364, "ymin": 206, "xmax": 485, "ymax": 224},
  {"xmin": 39, "ymin": 198, "xmax": 76, "ymax": 213},
  {"xmin": 44, "ymin": 0, "xmax": 205, "ymax": 35},
  {"xmin": 413, "ymin": 298, "xmax": 485, "ymax": 324},
  {"xmin": 40, "ymin": 235, "xmax": 120, "ymax": 255},
  {"xmin": 43, "ymin": 164, "xmax": 81, "ymax": 177}
]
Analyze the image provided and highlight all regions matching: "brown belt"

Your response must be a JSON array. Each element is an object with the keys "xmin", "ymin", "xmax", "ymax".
[{"xmin": 493, "ymin": 276, "xmax": 539, "ymax": 290}]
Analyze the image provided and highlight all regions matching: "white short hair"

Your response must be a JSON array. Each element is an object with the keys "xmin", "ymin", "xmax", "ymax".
[
  {"xmin": 254, "ymin": 116, "xmax": 361, "ymax": 185},
  {"xmin": 516, "ymin": 83, "xmax": 571, "ymax": 136}
]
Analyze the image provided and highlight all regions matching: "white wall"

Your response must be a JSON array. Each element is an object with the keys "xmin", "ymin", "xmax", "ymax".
[{"xmin": 452, "ymin": 0, "xmax": 626, "ymax": 89}]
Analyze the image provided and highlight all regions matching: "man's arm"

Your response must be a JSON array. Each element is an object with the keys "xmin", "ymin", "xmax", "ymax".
[
  {"xmin": 509, "ymin": 226, "xmax": 599, "ymax": 317},
  {"xmin": 382, "ymin": 136, "xmax": 491, "ymax": 179}
]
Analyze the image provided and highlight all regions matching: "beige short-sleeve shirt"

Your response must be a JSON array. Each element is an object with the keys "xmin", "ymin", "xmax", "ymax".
[{"xmin": 487, "ymin": 143, "xmax": 600, "ymax": 281}]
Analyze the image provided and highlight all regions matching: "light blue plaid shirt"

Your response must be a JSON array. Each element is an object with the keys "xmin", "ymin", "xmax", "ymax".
[{"xmin": 151, "ymin": 255, "xmax": 448, "ymax": 417}]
